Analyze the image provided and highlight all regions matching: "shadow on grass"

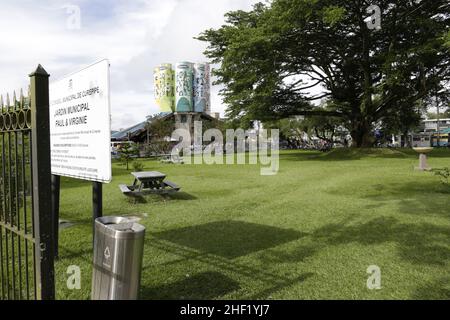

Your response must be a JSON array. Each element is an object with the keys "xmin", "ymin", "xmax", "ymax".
[
  {"xmin": 153, "ymin": 220, "xmax": 305, "ymax": 259},
  {"xmin": 141, "ymin": 271, "xmax": 240, "ymax": 300},
  {"xmin": 411, "ymin": 277, "xmax": 450, "ymax": 300},
  {"xmin": 146, "ymin": 235, "xmax": 314, "ymax": 300},
  {"xmin": 280, "ymin": 148, "xmax": 418, "ymax": 162},
  {"xmin": 360, "ymin": 180, "xmax": 450, "ymax": 218},
  {"xmin": 58, "ymin": 245, "xmax": 92, "ymax": 262},
  {"xmin": 146, "ymin": 221, "xmax": 308, "ymax": 299},
  {"xmin": 121, "ymin": 192, "xmax": 198, "ymax": 204},
  {"xmin": 168, "ymin": 192, "xmax": 198, "ymax": 201},
  {"xmin": 254, "ymin": 213, "xmax": 450, "ymax": 299},
  {"xmin": 259, "ymin": 244, "xmax": 319, "ymax": 264},
  {"xmin": 280, "ymin": 151, "xmax": 322, "ymax": 162},
  {"xmin": 311, "ymin": 216, "xmax": 450, "ymax": 266},
  {"xmin": 320, "ymin": 147, "xmax": 450, "ymax": 161},
  {"xmin": 419, "ymin": 148, "xmax": 450, "ymax": 158},
  {"xmin": 313, "ymin": 148, "xmax": 412, "ymax": 161}
]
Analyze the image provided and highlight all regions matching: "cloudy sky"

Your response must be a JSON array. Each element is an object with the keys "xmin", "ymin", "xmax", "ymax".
[{"xmin": 0, "ymin": 0, "xmax": 258, "ymax": 130}]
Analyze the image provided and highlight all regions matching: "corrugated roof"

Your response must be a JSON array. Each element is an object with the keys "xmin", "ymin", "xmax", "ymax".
[
  {"xmin": 111, "ymin": 121, "xmax": 146, "ymax": 140},
  {"xmin": 111, "ymin": 112, "xmax": 173, "ymax": 140}
]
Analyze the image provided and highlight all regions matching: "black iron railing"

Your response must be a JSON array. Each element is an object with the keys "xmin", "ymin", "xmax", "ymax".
[{"xmin": 0, "ymin": 65, "xmax": 55, "ymax": 300}]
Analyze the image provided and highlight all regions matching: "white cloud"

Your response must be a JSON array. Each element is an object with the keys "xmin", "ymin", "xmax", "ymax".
[{"xmin": 0, "ymin": 0, "xmax": 257, "ymax": 130}]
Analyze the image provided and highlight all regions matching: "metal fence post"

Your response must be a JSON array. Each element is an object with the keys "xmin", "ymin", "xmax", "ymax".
[
  {"xmin": 29, "ymin": 65, "xmax": 55, "ymax": 300},
  {"xmin": 51, "ymin": 174, "xmax": 60, "ymax": 258},
  {"xmin": 92, "ymin": 181, "xmax": 103, "ymax": 246}
]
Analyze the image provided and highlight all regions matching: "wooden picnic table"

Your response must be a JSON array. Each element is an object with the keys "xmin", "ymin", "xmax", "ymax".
[
  {"xmin": 131, "ymin": 171, "xmax": 166, "ymax": 192},
  {"xmin": 119, "ymin": 171, "xmax": 180, "ymax": 199}
]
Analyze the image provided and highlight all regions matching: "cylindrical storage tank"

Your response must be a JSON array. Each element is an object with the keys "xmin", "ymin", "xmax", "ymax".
[
  {"xmin": 154, "ymin": 64, "xmax": 175, "ymax": 113},
  {"xmin": 175, "ymin": 62, "xmax": 194, "ymax": 112},
  {"xmin": 153, "ymin": 66, "xmax": 162, "ymax": 110},
  {"xmin": 204, "ymin": 63, "xmax": 211, "ymax": 114},
  {"xmin": 159, "ymin": 63, "xmax": 175, "ymax": 112},
  {"xmin": 193, "ymin": 63, "xmax": 211, "ymax": 113}
]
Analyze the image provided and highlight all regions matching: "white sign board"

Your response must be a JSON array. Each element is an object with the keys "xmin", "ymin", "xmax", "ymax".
[{"xmin": 50, "ymin": 60, "xmax": 112, "ymax": 183}]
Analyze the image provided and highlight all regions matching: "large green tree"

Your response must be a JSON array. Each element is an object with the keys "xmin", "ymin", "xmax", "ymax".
[
  {"xmin": 198, "ymin": 0, "xmax": 449, "ymax": 147},
  {"xmin": 144, "ymin": 115, "xmax": 175, "ymax": 155}
]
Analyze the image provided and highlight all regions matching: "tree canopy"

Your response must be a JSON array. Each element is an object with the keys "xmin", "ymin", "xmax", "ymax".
[{"xmin": 198, "ymin": 0, "xmax": 449, "ymax": 147}]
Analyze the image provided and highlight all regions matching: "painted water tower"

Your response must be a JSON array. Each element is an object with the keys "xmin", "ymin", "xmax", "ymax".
[
  {"xmin": 153, "ymin": 61, "xmax": 211, "ymax": 114},
  {"xmin": 193, "ymin": 63, "xmax": 211, "ymax": 113},
  {"xmin": 153, "ymin": 63, "xmax": 175, "ymax": 112},
  {"xmin": 175, "ymin": 62, "xmax": 194, "ymax": 112}
]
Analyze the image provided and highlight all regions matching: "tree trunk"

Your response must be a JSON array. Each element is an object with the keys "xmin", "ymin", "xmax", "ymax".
[
  {"xmin": 351, "ymin": 120, "xmax": 374, "ymax": 148},
  {"xmin": 403, "ymin": 131, "xmax": 412, "ymax": 148}
]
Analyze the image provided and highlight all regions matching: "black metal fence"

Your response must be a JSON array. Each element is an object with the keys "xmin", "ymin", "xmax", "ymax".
[{"xmin": 0, "ymin": 65, "xmax": 55, "ymax": 300}]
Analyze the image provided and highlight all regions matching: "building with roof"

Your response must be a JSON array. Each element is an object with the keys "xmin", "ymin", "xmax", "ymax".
[
  {"xmin": 111, "ymin": 112, "xmax": 222, "ymax": 144},
  {"xmin": 422, "ymin": 118, "xmax": 450, "ymax": 133}
]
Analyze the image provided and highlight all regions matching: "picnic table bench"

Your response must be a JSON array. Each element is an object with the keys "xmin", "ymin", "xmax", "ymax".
[{"xmin": 119, "ymin": 171, "xmax": 180, "ymax": 199}]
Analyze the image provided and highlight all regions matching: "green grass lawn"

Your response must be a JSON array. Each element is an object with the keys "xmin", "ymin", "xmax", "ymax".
[{"xmin": 55, "ymin": 149, "xmax": 450, "ymax": 300}]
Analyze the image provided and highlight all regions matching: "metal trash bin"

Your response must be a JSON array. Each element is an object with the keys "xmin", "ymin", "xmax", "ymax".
[{"xmin": 92, "ymin": 216, "xmax": 145, "ymax": 300}]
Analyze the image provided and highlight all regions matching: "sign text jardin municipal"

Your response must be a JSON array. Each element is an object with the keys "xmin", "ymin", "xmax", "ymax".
[{"xmin": 50, "ymin": 60, "xmax": 112, "ymax": 183}]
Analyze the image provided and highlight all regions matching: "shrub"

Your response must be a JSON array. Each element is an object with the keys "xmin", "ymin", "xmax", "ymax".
[
  {"xmin": 118, "ymin": 143, "xmax": 139, "ymax": 170},
  {"xmin": 431, "ymin": 167, "xmax": 450, "ymax": 185},
  {"xmin": 132, "ymin": 161, "xmax": 145, "ymax": 172}
]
